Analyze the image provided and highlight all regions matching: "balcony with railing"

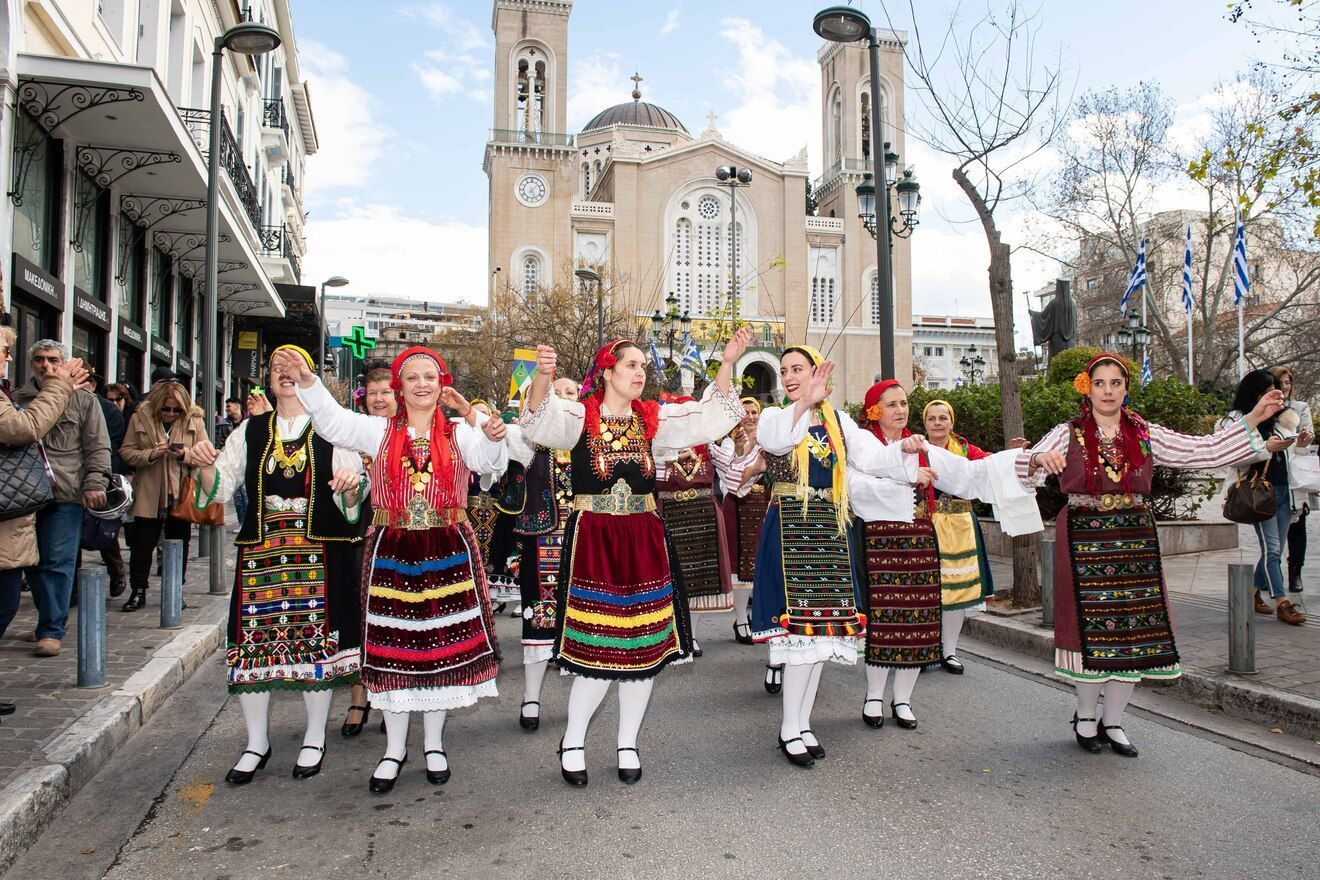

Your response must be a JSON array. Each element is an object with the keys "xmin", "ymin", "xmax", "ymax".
[
  {"xmin": 813, "ymin": 156, "xmax": 875, "ymax": 193},
  {"xmin": 283, "ymin": 235, "xmax": 301, "ymax": 284},
  {"xmin": 489, "ymin": 128, "xmax": 574, "ymax": 147},
  {"xmin": 178, "ymin": 106, "xmax": 262, "ymax": 231},
  {"xmin": 257, "ymin": 223, "xmax": 283, "ymax": 255}
]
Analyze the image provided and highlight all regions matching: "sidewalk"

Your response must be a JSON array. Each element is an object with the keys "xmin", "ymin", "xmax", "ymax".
[{"xmin": 0, "ymin": 526, "xmax": 237, "ymax": 873}]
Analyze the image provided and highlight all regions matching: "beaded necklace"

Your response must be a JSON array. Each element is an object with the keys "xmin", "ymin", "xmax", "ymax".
[{"xmin": 401, "ymin": 437, "xmax": 433, "ymax": 493}]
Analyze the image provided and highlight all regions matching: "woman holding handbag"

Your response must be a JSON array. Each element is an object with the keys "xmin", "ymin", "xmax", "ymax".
[
  {"xmin": 1271, "ymin": 366, "xmax": 1316, "ymax": 594},
  {"xmin": 0, "ymin": 323, "xmax": 85, "ymax": 721},
  {"xmin": 118, "ymin": 380, "xmax": 208, "ymax": 612},
  {"xmin": 1219, "ymin": 370, "xmax": 1309, "ymax": 625}
]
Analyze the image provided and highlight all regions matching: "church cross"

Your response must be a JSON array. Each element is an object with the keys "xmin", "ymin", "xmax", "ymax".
[
  {"xmin": 630, "ymin": 71, "xmax": 643, "ymax": 99},
  {"xmin": 706, "ymin": 110, "xmax": 719, "ymax": 129}
]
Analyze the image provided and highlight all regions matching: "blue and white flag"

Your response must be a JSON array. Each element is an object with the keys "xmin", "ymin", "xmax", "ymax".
[
  {"xmin": 1181, "ymin": 225, "xmax": 1194, "ymax": 314},
  {"xmin": 647, "ymin": 337, "xmax": 666, "ymax": 375},
  {"xmin": 1233, "ymin": 215, "xmax": 1250, "ymax": 306},
  {"xmin": 1121, "ymin": 238, "xmax": 1147, "ymax": 318},
  {"xmin": 679, "ymin": 333, "xmax": 706, "ymax": 376},
  {"xmin": 1142, "ymin": 352, "xmax": 1153, "ymax": 383}
]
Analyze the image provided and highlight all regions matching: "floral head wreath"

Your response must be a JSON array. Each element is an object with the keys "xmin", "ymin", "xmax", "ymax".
[
  {"xmin": 389, "ymin": 345, "xmax": 453, "ymax": 395},
  {"xmin": 579, "ymin": 338, "xmax": 628, "ymax": 399},
  {"xmin": 1073, "ymin": 353, "xmax": 1129, "ymax": 396}
]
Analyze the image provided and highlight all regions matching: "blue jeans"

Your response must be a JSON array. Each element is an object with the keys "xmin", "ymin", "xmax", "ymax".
[
  {"xmin": 1254, "ymin": 484, "xmax": 1293, "ymax": 599},
  {"xmin": 233, "ymin": 484, "xmax": 249, "ymax": 529},
  {"xmin": 23, "ymin": 502, "xmax": 84, "ymax": 640},
  {"xmin": 0, "ymin": 568, "xmax": 22, "ymax": 641}
]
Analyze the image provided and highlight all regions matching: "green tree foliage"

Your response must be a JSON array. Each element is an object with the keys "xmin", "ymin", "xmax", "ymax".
[{"xmin": 1044, "ymin": 346, "xmax": 1138, "ymax": 388}]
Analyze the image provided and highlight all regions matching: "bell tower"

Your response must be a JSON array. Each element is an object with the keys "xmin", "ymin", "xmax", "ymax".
[{"xmin": 485, "ymin": 1, "xmax": 576, "ymax": 301}]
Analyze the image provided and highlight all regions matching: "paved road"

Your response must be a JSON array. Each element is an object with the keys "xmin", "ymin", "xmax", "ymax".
[{"xmin": 17, "ymin": 612, "xmax": 1320, "ymax": 880}]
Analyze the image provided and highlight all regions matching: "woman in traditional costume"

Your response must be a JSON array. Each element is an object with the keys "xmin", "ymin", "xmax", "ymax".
[
  {"xmin": 922, "ymin": 400, "xmax": 997, "ymax": 674},
  {"xmin": 520, "ymin": 329, "xmax": 750, "ymax": 785},
  {"xmin": 272, "ymin": 345, "xmax": 509, "ymax": 792},
  {"xmin": 750, "ymin": 350, "xmax": 923, "ymax": 767},
  {"xmin": 710, "ymin": 398, "xmax": 766, "ymax": 647},
  {"xmin": 186, "ymin": 345, "xmax": 365, "ymax": 785},
  {"xmin": 1021, "ymin": 353, "xmax": 1280, "ymax": 757},
  {"xmin": 465, "ymin": 400, "xmax": 524, "ymax": 614}
]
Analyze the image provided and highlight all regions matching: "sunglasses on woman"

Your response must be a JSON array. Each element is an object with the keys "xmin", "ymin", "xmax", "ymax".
[{"xmin": 160, "ymin": 405, "xmax": 183, "ymax": 414}]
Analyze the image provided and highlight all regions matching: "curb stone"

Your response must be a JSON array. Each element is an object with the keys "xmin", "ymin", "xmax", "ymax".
[
  {"xmin": 965, "ymin": 612, "xmax": 1320, "ymax": 742},
  {"xmin": 0, "ymin": 612, "xmax": 227, "ymax": 878}
]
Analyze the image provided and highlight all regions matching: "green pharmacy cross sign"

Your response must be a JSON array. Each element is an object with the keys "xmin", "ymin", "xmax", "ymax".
[{"xmin": 342, "ymin": 326, "xmax": 376, "ymax": 359}]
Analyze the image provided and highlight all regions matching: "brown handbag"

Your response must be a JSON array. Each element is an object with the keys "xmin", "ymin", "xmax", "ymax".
[
  {"xmin": 1222, "ymin": 463, "xmax": 1277, "ymax": 525},
  {"xmin": 170, "ymin": 471, "xmax": 225, "ymax": 526}
]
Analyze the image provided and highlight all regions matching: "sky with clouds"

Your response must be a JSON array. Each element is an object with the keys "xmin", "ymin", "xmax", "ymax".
[{"xmin": 288, "ymin": 0, "xmax": 1288, "ymax": 344}]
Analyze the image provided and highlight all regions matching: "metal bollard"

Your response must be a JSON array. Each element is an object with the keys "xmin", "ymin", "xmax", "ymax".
[
  {"xmin": 208, "ymin": 526, "xmax": 228, "ymax": 595},
  {"xmin": 1040, "ymin": 538, "xmax": 1055, "ymax": 628},
  {"xmin": 1227, "ymin": 562, "xmax": 1257, "ymax": 675},
  {"xmin": 76, "ymin": 567, "xmax": 107, "ymax": 688},
  {"xmin": 195, "ymin": 524, "xmax": 209, "ymax": 559},
  {"xmin": 161, "ymin": 539, "xmax": 184, "ymax": 629}
]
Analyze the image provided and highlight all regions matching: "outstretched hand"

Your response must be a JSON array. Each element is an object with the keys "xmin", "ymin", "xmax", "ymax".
[
  {"xmin": 482, "ymin": 416, "xmax": 507, "ymax": 442},
  {"xmin": 535, "ymin": 344, "xmax": 557, "ymax": 377},
  {"xmin": 722, "ymin": 326, "xmax": 752, "ymax": 364},
  {"xmin": 1246, "ymin": 389, "xmax": 1285, "ymax": 427},
  {"xmin": 1031, "ymin": 450, "xmax": 1067, "ymax": 475},
  {"xmin": 900, "ymin": 435, "xmax": 927, "ymax": 454},
  {"xmin": 439, "ymin": 386, "xmax": 470, "ymax": 416},
  {"xmin": 804, "ymin": 361, "xmax": 835, "ymax": 406},
  {"xmin": 328, "ymin": 468, "xmax": 359, "ymax": 494},
  {"xmin": 271, "ymin": 349, "xmax": 314, "ymax": 388}
]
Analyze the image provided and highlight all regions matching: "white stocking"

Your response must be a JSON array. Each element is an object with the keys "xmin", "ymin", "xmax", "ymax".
[
  {"xmin": 891, "ymin": 667, "xmax": 920, "ymax": 722},
  {"xmin": 1074, "ymin": 681, "xmax": 1102, "ymax": 738},
  {"xmin": 297, "ymin": 689, "xmax": 333, "ymax": 766},
  {"xmin": 1101, "ymin": 681, "xmax": 1136, "ymax": 745},
  {"xmin": 233, "ymin": 691, "xmax": 271, "ymax": 771},
  {"xmin": 375, "ymin": 709, "xmax": 410, "ymax": 780},
  {"xmin": 617, "ymin": 679, "xmax": 654, "ymax": 770},
  {"xmin": 561, "ymin": 676, "xmax": 610, "ymax": 772},
  {"xmin": 522, "ymin": 659, "xmax": 549, "ymax": 717},
  {"xmin": 733, "ymin": 588, "xmax": 751, "ymax": 625},
  {"xmin": 779, "ymin": 663, "xmax": 813, "ymax": 754},
  {"xmin": 422, "ymin": 709, "xmax": 448, "ymax": 772},
  {"xmin": 798, "ymin": 662, "xmax": 825, "ymax": 748},
  {"xmin": 941, "ymin": 608, "xmax": 967, "ymax": 659},
  {"xmin": 864, "ymin": 665, "xmax": 891, "ymax": 705}
]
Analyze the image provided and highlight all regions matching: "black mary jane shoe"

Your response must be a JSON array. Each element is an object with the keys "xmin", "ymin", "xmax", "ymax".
[
  {"xmin": 862, "ymin": 698, "xmax": 886, "ymax": 729},
  {"xmin": 120, "ymin": 588, "xmax": 146, "ymax": 613},
  {"xmin": 341, "ymin": 704, "xmax": 371, "ymax": 738},
  {"xmin": 764, "ymin": 664, "xmax": 784, "ymax": 695},
  {"xmin": 425, "ymin": 749, "xmax": 451, "ymax": 784},
  {"xmin": 733, "ymin": 620, "xmax": 753, "ymax": 645},
  {"xmin": 558, "ymin": 740, "xmax": 588, "ymax": 787},
  {"xmin": 369, "ymin": 754, "xmax": 407, "ymax": 794},
  {"xmin": 519, "ymin": 700, "xmax": 541, "ymax": 731},
  {"xmin": 777, "ymin": 736, "xmax": 815, "ymax": 768},
  {"xmin": 291, "ymin": 745, "xmax": 325, "ymax": 780},
  {"xmin": 617, "ymin": 747, "xmax": 642, "ymax": 784},
  {"xmin": 800, "ymin": 729, "xmax": 826, "ymax": 759},
  {"xmin": 1071, "ymin": 713, "xmax": 1104, "ymax": 754},
  {"xmin": 692, "ymin": 640, "xmax": 703, "ymax": 658},
  {"xmin": 890, "ymin": 702, "xmax": 918, "ymax": 731},
  {"xmin": 1100, "ymin": 724, "xmax": 1139, "ymax": 758},
  {"xmin": 225, "ymin": 748, "xmax": 272, "ymax": 785},
  {"xmin": 940, "ymin": 655, "xmax": 965, "ymax": 675},
  {"xmin": 0, "ymin": 702, "xmax": 15, "ymax": 716}
]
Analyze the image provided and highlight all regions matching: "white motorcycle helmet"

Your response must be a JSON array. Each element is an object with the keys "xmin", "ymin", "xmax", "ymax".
[{"xmin": 86, "ymin": 473, "xmax": 133, "ymax": 520}]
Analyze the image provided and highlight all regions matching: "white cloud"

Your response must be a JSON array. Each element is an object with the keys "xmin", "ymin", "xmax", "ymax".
[
  {"xmin": 400, "ymin": 3, "xmax": 489, "ymax": 53},
  {"xmin": 714, "ymin": 18, "xmax": 820, "ymax": 169},
  {"xmin": 406, "ymin": 7, "xmax": 492, "ymax": 106},
  {"xmin": 299, "ymin": 39, "xmax": 391, "ymax": 193},
  {"xmin": 302, "ymin": 201, "xmax": 489, "ymax": 305},
  {"xmin": 659, "ymin": 8, "xmax": 681, "ymax": 38},
  {"xmin": 412, "ymin": 63, "xmax": 465, "ymax": 102},
  {"xmin": 568, "ymin": 51, "xmax": 632, "ymax": 130}
]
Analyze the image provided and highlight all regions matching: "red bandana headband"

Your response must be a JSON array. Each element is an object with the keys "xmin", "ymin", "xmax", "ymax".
[
  {"xmin": 389, "ymin": 345, "xmax": 452, "ymax": 394},
  {"xmin": 862, "ymin": 378, "xmax": 903, "ymax": 426},
  {"xmin": 579, "ymin": 338, "xmax": 628, "ymax": 399},
  {"xmin": 1073, "ymin": 353, "xmax": 1128, "ymax": 395}
]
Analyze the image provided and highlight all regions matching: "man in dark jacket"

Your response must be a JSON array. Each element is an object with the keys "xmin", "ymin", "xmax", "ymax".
[{"xmin": 76, "ymin": 375, "xmax": 128, "ymax": 597}]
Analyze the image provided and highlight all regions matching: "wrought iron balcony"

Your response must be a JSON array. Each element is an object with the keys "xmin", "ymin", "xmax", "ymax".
[
  {"xmin": 282, "ymin": 162, "xmax": 298, "ymax": 195},
  {"xmin": 178, "ymin": 106, "xmax": 262, "ymax": 231},
  {"xmin": 489, "ymin": 128, "xmax": 574, "ymax": 147},
  {"xmin": 257, "ymin": 223, "xmax": 283, "ymax": 255},
  {"xmin": 283, "ymin": 235, "xmax": 301, "ymax": 284},
  {"xmin": 262, "ymin": 97, "xmax": 289, "ymax": 141}
]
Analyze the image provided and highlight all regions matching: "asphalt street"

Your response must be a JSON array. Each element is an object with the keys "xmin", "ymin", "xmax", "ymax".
[{"xmin": 14, "ymin": 611, "xmax": 1320, "ymax": 880}]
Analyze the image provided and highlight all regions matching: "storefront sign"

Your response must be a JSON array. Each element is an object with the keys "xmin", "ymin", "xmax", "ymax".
[
  {"xmin": 177, "ymin": 354, "xmax": 194, "ymax": 375},
  {"xmin": 118, "ymin": 318, "xmax": 146, "ymax": 349},
  {"xmin": 150, "ymin": 336, "xmax": 173, "ymax": 362},
  {"xmin": 72, "ymin": 288, "xmax": 111, "ymax": 330},
  {"xmin": 12, "ymin": 254, "xmax": 62, "ymax": 310},
  {"xmin": 232, "ymin": 329, "xmax": 262, "ymax": 379}
]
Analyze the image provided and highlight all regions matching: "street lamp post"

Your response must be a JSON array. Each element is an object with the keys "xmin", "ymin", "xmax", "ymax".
[
  {"xmin": 959, "ymin": 344, "xmax": 987, "ymax": 385},
  {"xmin": 575, "ymin": 266, "xmax": 603, "ymax": 348},
  {"xmin": 202, "ymin": 19, "xmax": 280, "ymax": 595},
  {"xmin": 649, "ymin": 292, "xmax": 691, "ymax": 391},
  {"xmin": 714, "ymin": 165, "xmax": 752, "ymax": 323},
  {"xmin": 1104, "ymin": 313, "xmax": 1151, "ymax": 365},
  {"xmin": 814, "ymin": 6, "xmax": 921, "ymax": 381},
  {"xmin": 318, "ymin": 275, "xmax": 350, "ymax": 375}
]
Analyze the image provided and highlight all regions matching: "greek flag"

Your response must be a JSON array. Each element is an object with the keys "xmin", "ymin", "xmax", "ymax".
[
  {"xmin": 647, "ymin": 337, "xmax": 666, "ymax": 375},
  {"xmin": 680, "ymin": 333, "xmax": 706, "ymax": 376},
  {"xmin": 1181, "ymin": 225, "xmax": 1194, "ymax": 314},
  {"xmin": 1233, "ymin": 215, "xmax": 1250, "ymax": 305},
  {"xmin": 1121, "ymin": 238, "xmax": 1147, "ymax": 318},
  {"xmin": 1142, "ymin": 352, "xmax": 1153, "ymax": 383}
]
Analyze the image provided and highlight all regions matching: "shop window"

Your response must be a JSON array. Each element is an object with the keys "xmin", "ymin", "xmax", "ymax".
[
  {"xmin": 11, "ymin": 111, "xmax": 64, "ymax": 275},
  {"xmin": 151, "ymin": 250, "xmax": 174, "ymax": 339},
  {"xmin": 73, "ymin": 174, "xmax": 111, "ymax": 301}
]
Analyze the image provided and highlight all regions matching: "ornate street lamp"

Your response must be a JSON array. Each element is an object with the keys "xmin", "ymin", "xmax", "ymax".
[
  {"xmin": 318, "ymin": 275, "xmax": 349, "ymax": 374},
  {"xmin": 649, "ymin": 293, "xmax": 690, "ymax": 391},
  {"xmin": 714, "ymin": 165, "xmax": 752, "ymax": 324},
  {"xmin": 575, "ymin": 266, "xmax": 603, "ymax": 347}
]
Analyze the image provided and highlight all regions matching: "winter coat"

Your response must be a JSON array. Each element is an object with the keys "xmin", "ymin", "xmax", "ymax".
[
  {"xmin": 13, "ymin": 380, "xmax": 109, "ymax": 503},
  {"xmin": 119, "ymin": 402, "xmax": 208, "ymax": 519},
  {"xmin": 0, "ymin": 377, "xmax": 74, "ymax": 571}
]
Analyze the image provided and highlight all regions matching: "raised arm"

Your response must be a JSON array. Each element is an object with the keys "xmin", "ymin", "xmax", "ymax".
[
  {"xmin": 520, "ymin": 386, "xmax": 585, "ymax": 450},
  {"xmin": 454, "ymin": 418, "xmax": 509, "ymax": 477},
  {"xmin": 653, "ymin": 386, "xmax": 742, "ymax": 455},
  {"xmin": 293, "ymin": 377, "xmax": 387, "ymax": 456},
  {"xmin": 754, "ymin": 405, "xmax": 808, "ymax": 456},
  {"xmin": 1148, "ymin": 420, "xmax": 1266, "ymax": 470}
]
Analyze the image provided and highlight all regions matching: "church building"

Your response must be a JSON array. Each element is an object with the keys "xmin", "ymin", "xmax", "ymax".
[{"xmin": 482, "ymin": 0, "xmax": 914, "ymax": 401}]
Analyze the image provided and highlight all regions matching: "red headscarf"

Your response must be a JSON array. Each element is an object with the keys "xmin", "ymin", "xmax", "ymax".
[
  {"xmin": 1074, "ymin": 352, "xmax": 1150, "ymax": 495},
  {"xmin": 384, "ymin": 346, "xmax": 456, "ymax": 492},
  {"xmin": 860, "ymin": 379, "xmax": 936, "ymax": 511},
  {"xmin": 580, "ymin": 339, "xmax": 659, "ymax": 439}
]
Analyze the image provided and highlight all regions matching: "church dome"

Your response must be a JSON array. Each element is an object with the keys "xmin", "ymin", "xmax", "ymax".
[{"xmin": 583, "ymin": 100, "xmax": 688, "ymax": 134}]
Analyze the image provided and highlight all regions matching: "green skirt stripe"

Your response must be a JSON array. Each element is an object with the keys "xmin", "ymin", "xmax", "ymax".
[{"xmin": 562, "ymin": 622, "xmax": 676, "ymax": 650}]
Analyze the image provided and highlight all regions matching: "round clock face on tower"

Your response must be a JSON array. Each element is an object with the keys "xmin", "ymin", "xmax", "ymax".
[{"xmin": 515, "ymin": 173, "xmax": 548, "ymax": 207}]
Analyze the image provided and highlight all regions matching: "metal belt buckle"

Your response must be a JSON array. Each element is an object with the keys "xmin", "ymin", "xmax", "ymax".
[
  {"xmin": 608, "ymin": 479, "xmax": 631, "ymax": 514},
  {"xmin": 673, "ymin": 488, "xmax": 698, "ymax": 502}
]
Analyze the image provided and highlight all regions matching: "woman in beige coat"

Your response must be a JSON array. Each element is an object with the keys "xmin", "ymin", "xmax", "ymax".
[
  {"xmin": 119, "ymin": 381, "xmax": 207, "ymax": 612},
  {"xmin": 0, "ymin": 322, "xmax": 85, "ymax": 718}
]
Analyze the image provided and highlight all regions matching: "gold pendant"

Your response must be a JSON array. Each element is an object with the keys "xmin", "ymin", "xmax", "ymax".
[{"xmin": 283, "ymin": 467, "xmax": 295, "ymax": 479}]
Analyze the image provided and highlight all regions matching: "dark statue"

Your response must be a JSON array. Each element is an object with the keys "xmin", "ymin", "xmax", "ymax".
[{"xmin": 1030, "ymin": 278, "xmax": 1078, "ymax": 358}]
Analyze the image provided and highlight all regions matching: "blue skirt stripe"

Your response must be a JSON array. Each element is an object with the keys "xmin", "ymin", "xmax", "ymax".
[
  {"xmin": 569, "ymin": 584, "xmax": 673, "ymax": 606},
  {"xmin": 373, "ymin": 553, "xmax": 470, "ymax": 576}
]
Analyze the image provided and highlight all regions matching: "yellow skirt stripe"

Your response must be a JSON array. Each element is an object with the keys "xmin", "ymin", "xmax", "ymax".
[
  {"xmin": 564, "ymin": 605, "xmax": 674, "ymax": 630},
  {"xmin": 368, "ymin": 580, "xmax": 475, "ymax": 603}
]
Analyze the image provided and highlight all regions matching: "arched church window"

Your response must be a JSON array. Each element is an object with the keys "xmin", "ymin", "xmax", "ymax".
[
  {"xmin": 521, "ymin": 255, "xmax": 541, "ymax": 296},
  {"xmin": 674, "ymin": 218, "xmax": 692, "ymax": 313},
  {"xmin": 694, "ymin": 219, "xmax": 721, "ymax": 316},
  {"xmin": 515, "ymin": 52, "xmax": 547, "ymax": 137},
  {"xmin": 809, "ymin": 246, "xmax": 838, "ymax": 327},
  {"xmin": 868, "ymin": 272, "xmax": 881, "ymax": 326},
  {"xmin": 668, "ymin": 186, "xmax": 757, "ymax": 319},
  {"xmin": 829, "ymin": 88, "xmax": 843, "ymax": 165},
  {"xmin": 728, "ymin": 221, "xmax": 744, "ymax": 305},
  {"xmin": 860, "ymin": 91, "xmax": 871, "ymax": 159},
  {"xmin": 697, "ymin": 195, "xmax": 720, "ymax": 220},
  {"xmin": 582, "ymin": 162, "xmax": 591, "ymax": 197}
]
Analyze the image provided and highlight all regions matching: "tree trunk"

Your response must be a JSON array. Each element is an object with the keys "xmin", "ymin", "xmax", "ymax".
[{"xmin": 954, "ymin": 167, "xmax": 1041, "ymax": 607}]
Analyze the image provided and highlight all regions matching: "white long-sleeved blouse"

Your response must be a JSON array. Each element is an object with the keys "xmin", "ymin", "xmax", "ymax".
[
  {"xmin": 709, "ymin": 437, "xmax": 763, "ymax": 499},
  {"xmin": 205, "ymin": 411, "xmax": 364, "ymax": 506}
]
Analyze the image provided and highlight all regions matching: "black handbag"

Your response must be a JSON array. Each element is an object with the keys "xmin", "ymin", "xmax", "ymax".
[
  {"xmin": 1223, "ymin": 463, "xmax": 1277, "ymax": 524},
  {"xmin": 81, "ymin": 510, "xmax": 123, "ymax": 551},
  {"xmin": 0, "ymin": 440, "xmax": 55, "ymax": 522}
]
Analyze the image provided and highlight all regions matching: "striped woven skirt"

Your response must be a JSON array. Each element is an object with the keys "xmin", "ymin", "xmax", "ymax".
[
  {"xmin": 226, "ymin": 508, "xmax": 360, "ymax": 693},
  {"xmin": 931, "ymin": 498, "xmax": 993, "ymax": 610},
  {"xmin": 519, "ymin": 507, "xmax": 567, "ymax": 663},
  {"xmin": 735, "ymin": 487, "xmax": 770, "ymax": 583},
  {"xmin": 861, "ymin": 516, "xmax": 942, "ymax": 668},
  {"xmin": 660, "ymin": 494, "xmax": 733, "ymax": 612},
  {"xmin": 361, "ymin": 521, "xmax": 501, "ymax": 712},
  {"xmin": 554, "ymin": 510, "xmax": 693, "ymax": 681},
  {"xmin": 469, "ymin": 494, "xmax": 519, "ymax": 599}
]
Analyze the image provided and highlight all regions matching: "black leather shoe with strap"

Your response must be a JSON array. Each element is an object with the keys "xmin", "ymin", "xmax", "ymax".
[{"xmin": 225, "ymin": 748, "xmax": 272, "ymax": 785}]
